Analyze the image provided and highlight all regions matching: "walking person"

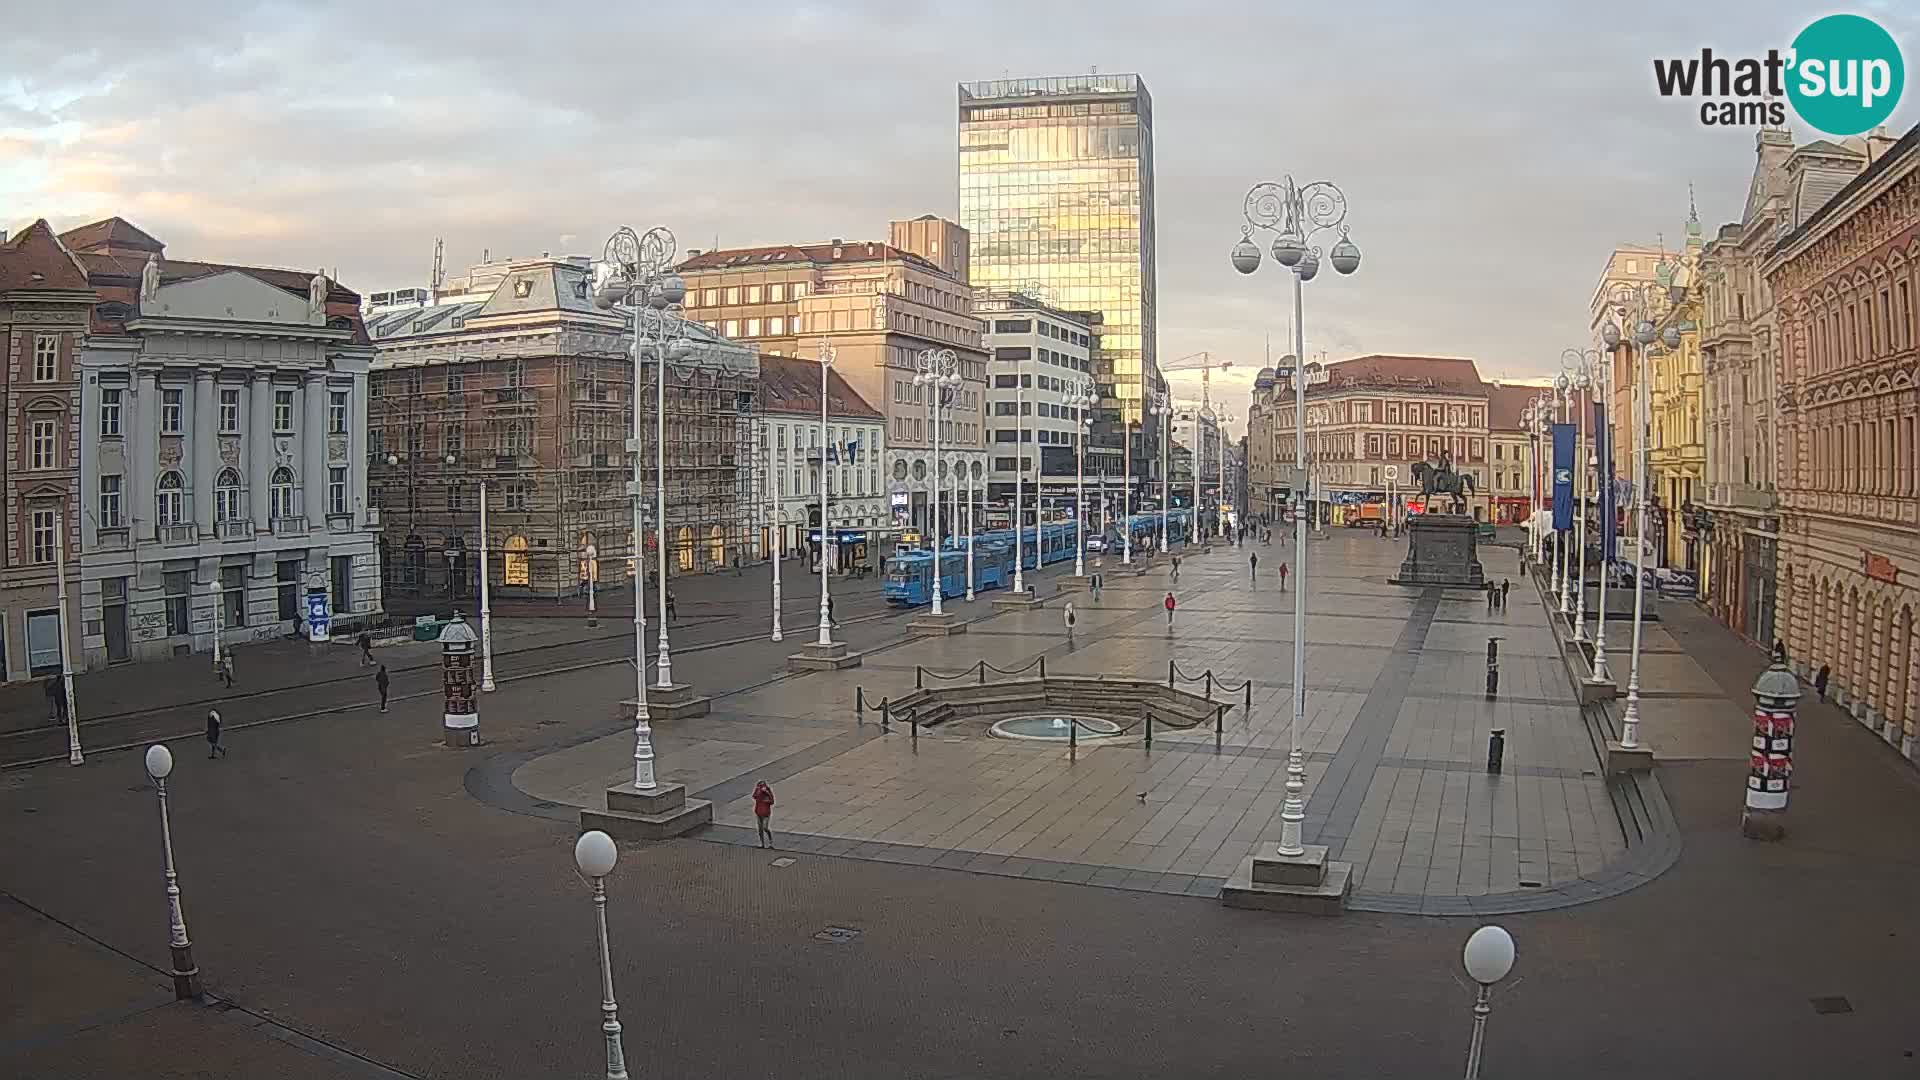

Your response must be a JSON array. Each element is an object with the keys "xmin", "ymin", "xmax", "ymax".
[
  {"xmin": 1249, "ymin": 550, "xmax": 1260, "ymax": 586},
  {"xmin": 375, "ymin": 664, "xmax": 391, "ymax": 713},
  {"xmin": 45, "ymin": 675, "xmax": 66, "ymax": 725},
  {"xmin": 357, "ymin": 630, "xmax": 374, "ymax": 667},
  {"xmin": 828, "ymin": 595, "xmax": 839, "ymax": 630},
  {"xmin": 1814, "ymin": 663, "xmax": 1831, "ymax": 703},
  {"xmin": 752, "ymin": 780, "xmax": 776, "ymax": 848},
  {"xmin": 1164, "ymin": 590, "xmax": 1176, "ymax": 632},
  {"xmin": 1063, "ymin": 600, "xmax": 1077, "ymax": 645},
  {"xmin": 666, "ymin": 588, "xmax": 678, "ymax": 624},
  {"xmin": 1170, "ymin": 553, "xmax": 1181, "ymax": 585},
  {"xmin": 1278, "ymin": 561, "xmax": 1290, "ymax": 591},
  {"xmin": 1486, "ymin": 581, "xmax": 1497, "ymax": 613},
  {"xmin": 219, "ymin": 651, "xmax": 235, "ymax": 689},
  {"xmin": 1501, "ymin": 579, "xmax": 1512, "ymax": 609},
  {"xmin": 206, "ymin": 708, "xmax": 226, "ymax": 759}
]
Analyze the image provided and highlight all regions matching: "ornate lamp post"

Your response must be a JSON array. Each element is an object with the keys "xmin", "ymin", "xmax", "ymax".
[
  {"xmin": 1563, "ymin": 348, "xmax": 1601, "ymax": 641},
  {"xmin": 1553, "ymin": 371, "xmax": 1574, "ymax": 615},
  {"xmin": 1461, "ymin": 925, "xmax": 1517, "ymax": 1079},
  {"xmin": 961, "ymin": 456, "xmax": 977, "ymax": 601},
  {"xmin": 1069, "ymin": 380, "xmax": 1097, "ymax": 578},
  {"xmin": 592, "ymin": 224, "xmax": 686, "ymax": 788},
  {"xmin": 55, "ymin": 507, "xmax": 80, "ymax": 764},
  {"xmin": 1122, "ymin": 420, "xmax": 1136, "ymax": 564},
  {"xmin": 1149, "ymin": 392, "xmax": 1172, "ymax": 552},
  {"xmin": 1009, "ymin": 345, "xmax": 1029, "ymax": 592},
  {"xmin": 1231, "ymin": 174, "xmax": 1362, "ymax": 857},
  {"xmin": 585, "ymin": 543, "xmax": 598, "ymax": 628},
  {"xmin": 1601, "ymin": 282, "xmax": 1661, "ymax": 750},
  {"xmin": 1213, "ymin": 409, "xmax": 1235, "ymax": 540},
  {"xmin": 914, "ymin": 349, "xmax": 961, "ymax": 613},
  {"xmin": 767, "ymin": 469, "xmax": 784, "ymax": 642},
  {"xmin": 573, "ymin": 830, "xmax": 629, "ymax": 1080},
  {"xmin": 478, "ymin": 479, "xmax": 496, "ymax": 692},
  {"xmin": 814, "ymin": 340, "xmax": 838, "ymax": 645},
  {"xmin": 143, "ymin": 744, "xmax": 200, "ymax": 999}
]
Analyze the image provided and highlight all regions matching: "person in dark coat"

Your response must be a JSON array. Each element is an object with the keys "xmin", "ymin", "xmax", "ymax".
[
  {"xmin": 357, "ymin": 631, "xmax": 374, "ymax": 667},
  {"xmin": 206, "ymin": 708, "xmax": 226, "ymax": 758},
  {"xmin": 45, "ymin": 676, "xmax": 66, "ymax": 723},
  {"xmin": 1814, "ymin": 663, "xmax": 1831, "ymax": 703},
  {"xmin": 1500, "ymin": 579, "xmax": 1512, "ymax": 608},
  {"xmin": 376, "ymin": 664, "xmax": 391, "ymax": 713}
]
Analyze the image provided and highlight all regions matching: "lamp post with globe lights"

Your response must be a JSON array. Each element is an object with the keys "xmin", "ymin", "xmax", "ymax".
[
  {"xmin": 143, "ymin": 744, "xmax": 200, "ymax": 1000},
  {"xmin": 1149, "ymin": 392, "xmax": 1172, "ymax": 553},
  {"xmin": 960, "ymin": 456, "xmax": 978, "ymax": 601},
  {"xmin": 1461, "ymin": 925, "xmax": 1517, "ymax": 1079},
  {"xmin": 1563, "ymin": 348, "xmax": 1602, "ymax": 642},
  {"xmin": 1552, "ymin": 371, "xmax": 1575, "ymax": 616},
  {"xmin": 813, "ymin": 340, "xmax": 838, "ymax": 646},
  {"xmin": 1230, "ymin": 175, "xmax": 1362, "ymax": 857},
  {"xmin": 591, "ymin": 224, "xmax": 687, "ymax": 788},
  {"xmin": 1122, "ymin": 420, "xmax": 1136, "ymax": 565},
  {"xmin": 1601, "ymin": 281, "xmax": 1663, "ymax": 752},
  {"xmin": 915, "ymin": 348, "xmax": 962, "ymax": 614},
  {"xmin": 573, "ymin": 830, "xmax": 629, "ymax": 1080},
  {"xmin": 1069, "ymin": 380, "xmax": 1097, "ymax": 578},
  {"xmin": 1213, "ymin": 409, "xmax": 1235, "ymax": 540}
]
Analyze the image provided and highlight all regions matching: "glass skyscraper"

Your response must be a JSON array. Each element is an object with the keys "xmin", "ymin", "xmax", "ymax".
[{"xmin": 958, "ymin": 74, "xmax": 1159, "ymax": 479}]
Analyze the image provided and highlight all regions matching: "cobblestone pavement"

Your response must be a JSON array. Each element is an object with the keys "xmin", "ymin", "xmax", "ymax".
[
  {"xmin": 6, "ymin": 535, "xmax": 1920, "ymax": 1078},
  {"xmin": 514, "ymin": 535, "xmax": 1626, "ymax": 907}
]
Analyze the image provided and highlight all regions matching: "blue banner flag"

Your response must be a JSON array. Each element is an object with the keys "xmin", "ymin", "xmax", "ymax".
[
  {"xmin": 1594, "ymin": 401, "xmax": 1615, "ymax": 562},
  {"xmin": 1551, "ymin": 422, "xmax": 1575, "ymax": 531}
]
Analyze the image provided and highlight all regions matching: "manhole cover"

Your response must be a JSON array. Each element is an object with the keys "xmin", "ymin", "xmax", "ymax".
[
  {"xmin": 771, "ymin": 857, "xmax": 796, "ymax": 868},
  {"xmin": 1810, "ymin": 996, "xmax": 1853, "ymax": 1015},
  {"xmin": 813, "ymin": 926, "xmax": 862, "ymax": 943}
]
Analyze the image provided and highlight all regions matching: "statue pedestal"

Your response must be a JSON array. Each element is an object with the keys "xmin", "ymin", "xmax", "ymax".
[{"xmin": 1389, "ymin": 513, "xmax": 1486, "ymax": 587}]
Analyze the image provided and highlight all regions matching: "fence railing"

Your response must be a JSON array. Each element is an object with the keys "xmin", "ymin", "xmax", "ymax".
[
  {"xmin": 1168, "ymin": 661, "xmax": 1254, "ymax": 714},
  {"xmin": 914, "ymin": 656, "xmax": 1046, "ymax": 689}
]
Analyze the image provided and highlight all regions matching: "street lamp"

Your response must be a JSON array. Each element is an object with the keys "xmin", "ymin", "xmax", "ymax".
[
  {"xmin": 143, "ymin": 744, "xmax": 200, "ymax": 1000},
  {"xmin": 1213, "ymin": 409, "xmax": 1235, "ymax": 540},
  {"xmin": 1461, "ymin": 924, "xmax": 1517, "ymax": 1079},
  {"xmin": 1563, "ymin": 348, "xmax": 1600, "ymax": 643},
  {"xmin": 210, "ymin": 578, "xmax": 224, "ymax": 674},
  {"xmin": 1601, "ymin": 283, "xmax": 1661, "ymax": 750},
  {"xmin": 572, "ymin": 830, "xmax": 628, "ymax": 1080},
  {"xmin": 1069, "ymin": 380, "xmax": 1097, "ymax": 578},
  {"xmin": 478, "ymin": 480, "xmax": 496, "ymax": 692},
  {"xmin": 1231, "ymin": 173, "xmax": 1362, "ymax": 857},
  {"xmin": 1122, "ymin": 419, "xmax": 1136, "ymax": 565},
  {"xmin": 585, "ymin": 543, "xmax": 598, "ymax": 629},
  {"xmin": 1007, "ymin": 344, "xmax": 1030, "ymax": 592},
  {"xmin": 915, "ymin": 348, "xmax": 962, "ymax": 612},
  {"xmin": 814, "ymin": 340, "xmax": 838, "ymax": 646},
  {"xmin": 1149, "ymin": 392, "xmax": 1172, "ymax": 552},
  {"xmin": 1553, "ymin": 371, "xmax": 1574, "ymax": 616},
  {"xmin": 55, "ymin": 503, "xmax": 80, "ymax": 764},
  {"xmin": 593, "ymin": 223, "xmax": 685, "ymax": 787},
  {"xmin": 766, "ymin": 468, "xmax": 784, "ymax": 643},
  {"xmin": 959, "ymin": 455, "xmax": 977, "ymax": 601}
]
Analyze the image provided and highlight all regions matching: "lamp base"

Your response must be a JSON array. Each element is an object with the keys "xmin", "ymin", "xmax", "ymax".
[{"xmin": 582, "ymin": 782, "xmax": 713, "ymax": 840}]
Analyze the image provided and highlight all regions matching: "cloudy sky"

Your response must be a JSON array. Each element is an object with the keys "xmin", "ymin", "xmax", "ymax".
[{"xmin": 6, "ymin": 1, "xmax": 1915, "ymax": 429}]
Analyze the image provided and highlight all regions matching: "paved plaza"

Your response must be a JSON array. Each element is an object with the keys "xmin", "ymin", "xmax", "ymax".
[{"xmin": 511, "ymin": 534, "xmax": 1629, "ymax": 910}]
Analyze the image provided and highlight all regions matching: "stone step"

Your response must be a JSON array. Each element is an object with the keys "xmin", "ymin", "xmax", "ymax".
[
  {"xmin": 1219, "ymin": 856, "xmax": 1352, "ymax": 916},
  {"xmin": 582, "ymin": 781, "xmax": 713, "ymax": 841}
]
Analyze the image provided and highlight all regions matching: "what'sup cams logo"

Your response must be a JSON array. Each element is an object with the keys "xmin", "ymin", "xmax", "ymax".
[{"xmin": 1654, "ymin": 14, "xmax": 1904, "ymax": 135}]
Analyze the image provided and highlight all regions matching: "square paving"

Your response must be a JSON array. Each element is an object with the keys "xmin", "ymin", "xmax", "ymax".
[{"xmin": 516, "ymin": 534, "xmax": 1626, "ymax": 906}]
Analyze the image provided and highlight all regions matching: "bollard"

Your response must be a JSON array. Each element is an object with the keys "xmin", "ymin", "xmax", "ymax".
[
  {"xmin": 1144, "ymin": 710, "xmax": 1153, "ymax": 749},
  {"xmin": 1168, "ymin": 660, "xmax": 1176, "ymax": 689},
  {"xmin": 911, "ymin": 716, "xmax": 919, "ymax": 742},
  {"xmin": 1487, "ymin": 729, "xmax": 1506, "ymax": 774},
  {"xmin": 1069, "ymin": 716, "xmax": 1078, "ymax": 750},
  {"xmin": 880, "ymin": 697, "xmax": 891, "ymax": 733},
  {"xmin": 1244, "ymin": 680, "xmax": 1252, "ymax": 714},
  {"xmin": 1039, "ymin": 657, "xmax": 1047, "ymax": 679},
  {"xmin": 1205, "ymin": 672, "xmax": 1215, "ymax": 701},
  {"xmin": 856, "ymin": 686, "xmax": 865, "ymax": 725},
  {"xmin": 1215, "ymin": 704, "xmax": 1225, "ymax": 739},
  {"xmin": 916, "ymin": 666, "xmax": 924, "ymax": 690},
  {"xmin": 1485, "ymin": 636, "xmax": 1501, "ymax": 700},
  {"xmin": 978, "ymin": 659, "xmax": 986, "ymax": 685}
]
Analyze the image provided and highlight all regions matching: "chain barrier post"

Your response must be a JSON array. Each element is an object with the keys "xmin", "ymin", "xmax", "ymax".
[
  {"xmin": 978, "ymin": 659, "xmax": 986, "ymax": 685},
  {"xmin": 880, "ymin": 697, "xmax": 891, "ymax": 733},
  {"xmin": 1144, "ymin": 708, "xmax": 1153, "ymax": 749},
  {"xmin": 856, "ymin": 686, "xmax": 865, "ymax": 725},
  {"xmin": 1206, "ymin": 671, "xmax": 1215, "ymax": 701},
  {"xmin": 916, "ymin": 666, "xmax": 924, "ymax": 690},
  {"xmin": 1168, "ymin": 660, "xmax": 1175, "ymax": 689},
  {"xmin": 1040, "ymin": 657, "xmax": 1047, "ymax": 679}
]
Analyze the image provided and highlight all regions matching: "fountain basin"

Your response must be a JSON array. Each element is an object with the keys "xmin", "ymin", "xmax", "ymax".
[{"xmin": 990, "ymin": 714, "xmax": 1122, "ymax": 742}]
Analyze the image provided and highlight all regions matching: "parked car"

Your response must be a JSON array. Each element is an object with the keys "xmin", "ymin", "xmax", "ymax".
[{"xmin": 1085, "ymin": 536, "xmax": 1108, "ymax": 553}]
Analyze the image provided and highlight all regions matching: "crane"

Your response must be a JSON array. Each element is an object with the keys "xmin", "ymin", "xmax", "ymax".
[{"xmin": 1162, "ymin": 351, "xmax": 1233, "ymax": 413}]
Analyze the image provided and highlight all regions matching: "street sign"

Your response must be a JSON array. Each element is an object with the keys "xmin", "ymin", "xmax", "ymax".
[
  {"xmin": 1383, "ymin": 464, "xmax": 1399, "ymax": 481},
  {"xmin": 1275, "ymin": 367, "xmax": 1296, "ymax": 379}
]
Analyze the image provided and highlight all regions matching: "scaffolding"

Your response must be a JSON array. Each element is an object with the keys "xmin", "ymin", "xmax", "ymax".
[{"xmin": 368, "ymin": 304, "xmax": 758, "ymax": 606}]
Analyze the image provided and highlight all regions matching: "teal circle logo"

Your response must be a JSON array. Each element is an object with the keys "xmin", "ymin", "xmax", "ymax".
[{"xmin": 1786, "ymin": 14, "xmax": 1904, "ymax": 136}]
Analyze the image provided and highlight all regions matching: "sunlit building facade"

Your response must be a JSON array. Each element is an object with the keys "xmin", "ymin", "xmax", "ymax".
[{"xmin": 958, "ymin": 74, "xmax": 1159, "ymax": 483}]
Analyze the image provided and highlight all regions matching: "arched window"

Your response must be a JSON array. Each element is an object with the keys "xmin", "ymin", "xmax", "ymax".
[
  {"xmin": 504, "ymin": 534, "xmax": 530, "ymax": 586},
  {"xmin": 214, "ymin": 468, "xmax": 245, "ymax": 524},
  {"xmin": 708, "ymin": 525, "xmax": 725, "ymax": 566},
  {"xmin": 676, "ymin": 526, "xmax": 694, "ymax": 572},
  {"xmin": 270, "ymin": 466, "xmax": 298, "ymax": 521},
  {"xmin": 156, "ymin": 471, "xmax": 185, "ymax": 526}
]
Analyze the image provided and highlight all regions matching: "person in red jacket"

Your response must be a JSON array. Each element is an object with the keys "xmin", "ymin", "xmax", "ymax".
[
  {"xmin": 1164, "ymin": 590, "xmax": 1176, "ymax": 631},
  {"xmin": 1278, "ymin": 561, "xmax": 1290, "ymax": 591},
  {"xmin": 752, "ymin": 781, "xmax": 776, "ymax": 848}
]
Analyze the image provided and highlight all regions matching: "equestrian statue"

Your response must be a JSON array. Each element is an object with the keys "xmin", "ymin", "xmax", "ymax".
[{"xmin": 1409, "ymin": 450, "xmax": 1475, "ymax": 515}]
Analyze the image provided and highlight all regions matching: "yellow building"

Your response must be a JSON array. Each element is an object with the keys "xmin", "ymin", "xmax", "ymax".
[{"xmin": 1649, "ymin": 205, "xmax": 1709, "ymax": 572}]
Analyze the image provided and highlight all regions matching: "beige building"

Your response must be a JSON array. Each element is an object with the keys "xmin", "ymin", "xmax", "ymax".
[
  {"xmin": 677, "ymin": 221, "xmax": 989, "ymax": 536},
  {"xmin": 1486, "ymin": 382, "xmax": 1549, "ymax": 525},
  {"xmin": 1765, "ymin": 122, "xmax": 1918, "ymax": 763}
]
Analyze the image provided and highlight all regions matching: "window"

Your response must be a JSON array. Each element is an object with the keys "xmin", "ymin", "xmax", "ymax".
[
  {"xmin": 767, "ymin": 317, "xmax": 784, "ymax": 336},
  {"xmin": 29, "ymin": 505, "xmax": 56, "ymax": 565},
  {"xmin": 219, "ymin": 389, "xmax": 240, "ymax": 432},
  {"xmin": 329, "ymin": 467, "xmax": 348, "ymax": 515},
  {"xmin": 271, "ymin": 467, "xmax": 298, "ymax": 521},
  {"xmin": 214, "ymin": 469, "xmax": 244, "ymax": 523},
  {"xmin": 724, "ymin": 287, "xmax": 740, "ymax": 305},
  {"xmin": 165, "ymin": 571, "xmax": 192, "ymax": 636},
  {"xmin": 274, "ymin": 390, "xmax": 295, "ymax": 432},
  {"xmin": 162, "ymin": 389, "xmax": 184, "ymax": 433},
  {"xmin": 448, "ymin": 484, "xmax": 466, "ymax": 512},
  {"xmin": 791, "ymin": 282, "xmax": 807, "ymax": 299},
  {"xmin": 332, "ymin": 555, "xmax": 354, "ymax": 614},
  {"xmin": 702, "ymin": 289, "xmax": 719, "ymax": 306},
  {"xmin": 503, "ymin": 536, "xmax": 530, "ymax": 585},
  {"xmin": 444, "ymin": 422, "xmax": 464, "ymax": 455},
  {"xmin": 29, "ymin": 418, "xmax": 57, "ymax": 470},
  {"xmin": 213, "ymin": 564, "xmax": 245, "ymax": 628},
  {"xmin": 447, "ymin": 371, "xmax": 465, "ymax": 397},
  {"xmin": 746, "ymin": 318, "xmax": 761, "ymax": 337},
  {"xmin": 747, "ymin": 286, "xmax": 762, "ymax": 303},
  {"xmin": 724, "ymin": 320, "xmax": 739, "ymax": 338},
  {"xmin": 97, "ymin": 474, "xmax": 125, "ymax": 529},
  {"xmin": 276, "ymin": 560, "xmax": 302, "ymax": 621},
  {"xmin": 768, "ymin": 284, "xmax": 784, "ymax": 302},
  {"xmin": 504, "ymin": 482, "xmax": 529, "ymax": 511},
  {"xmin": 329, "ymin": 391, "xmax": 349, "ymax": 434},
  {"xmin": 156, "ymin": 471, "xmax": 186, "ymax": 526},
  {"xmin": 33, "ymin": 335, "xmax": 58, "ymax": 382},
  {"xmin": 100, "ymin": 388, "xmax": 123, "ymax": 436}
]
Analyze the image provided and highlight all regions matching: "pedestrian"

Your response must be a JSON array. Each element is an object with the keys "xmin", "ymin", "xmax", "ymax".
[
  {"xmin": 45, "ymin": 675, "xmax": 66, "ymax": 724},
  {"xmin": 752, "ymin": 780, "xmax": 776, "ymax": 848},
  {"xmin": 1278, "ymin": 562, "xmax": 1290, "ymax": 591},
  {"xmin": 1814, "ymin": 663, "xmax": 1830, "ymax": 703},
  {"xmin": 828, "ymin": 595, "xmax": 839, "ymax": 629},
  {"xmin": 666, "ymin": 589, "xmax": 678, "ymax": 624},
  {"xmin": 1064, "ymin": 600, "xmax": 1077, "ymax": 644},
  {"xmin": 1249, "ymin": 550, "xmax": 1260, "ymax": 584},
  {"xmin": 1487, "ymin": 581, "xmax": 1497, "ymax": 612},
  {"xmin": 357, "ymin": 630, "xmax": 374, "ymax": 667},
  {"xmin": 1501, "ymin": 579, "xmax": 1511, "ymax": 609},
  {"xmin": 1164, "ymin": 590, "xmax": 1176, "ymax": 631},
  {"xmin": 206, "ymin": 708, "xmax": 226, "ymax": 758},
  {"xmin": 1171, "ymin": 553, "xmax": 1181, "ymax": 584},
  {"xmin": 219, "ymin": 651, "xmax": 235, "ymax": 688},
  {"xmin": 1091, "ymin": 570, "xmax": 1103, "ymax": 603},
  {"xmin": 376, "ymin": 664, "xmax": 391, "ymax": 713}
]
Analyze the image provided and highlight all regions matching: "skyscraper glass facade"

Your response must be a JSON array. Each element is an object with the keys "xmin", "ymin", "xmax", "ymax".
[{"xmin": 958, "ymin": 75, "xmax": 1158, "ymax": 476}]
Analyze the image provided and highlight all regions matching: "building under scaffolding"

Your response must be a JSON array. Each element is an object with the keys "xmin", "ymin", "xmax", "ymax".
[{"xmin": 363, "ymin": 254, "xmax": 758, "ymax": 605}]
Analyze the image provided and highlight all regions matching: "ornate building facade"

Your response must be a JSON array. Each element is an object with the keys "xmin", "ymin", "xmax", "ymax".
[
  {"xmin": 1650, "ymin": 210, "xmax": 1708, "ymax": 572},
  {"xmin": 1766, "ymin": 122, "xmax": 1919, "ymax": 763}
]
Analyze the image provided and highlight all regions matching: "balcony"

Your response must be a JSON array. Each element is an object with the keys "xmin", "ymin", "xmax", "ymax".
[
  {"xmin": 160, "ymin": 523, "xmax": 198, "ymax": 546},
  {"xmin": 94, "ymin": 526, "xmax": 130, "ymax": 552},
  {"xmin": 327, "ymin": 513, "xmax": 355, "ymax": 533},
  {"xmin": 217, "ymin": 519, "xmax": 254, "ymax": 541},
  {"xmin": 363, "ymin": 507, "xmax": 382, "ymax": 529},
  {"xmin": 272, "ymin": 516, "xmax": 310, "ymax": 538}
]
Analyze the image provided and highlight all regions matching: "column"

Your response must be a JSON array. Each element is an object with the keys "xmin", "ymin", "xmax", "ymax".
[
  {"xmin": 193, "ymin": 369, "xmax": 216, "ymax": 534},
  {"xmin": 348, "ymin": 372, "xmax": 369, "ymax": 525},
  {"xmin": 134, "ymin": 370, "xmax": 160, "ymax": 540},
  {"xmin": 249, "ymin": 372, "xmax": 273, "ymax": 529},
  {"xmin": 302, "ymin": 372, "xmax": 326, "ymax": 526}
]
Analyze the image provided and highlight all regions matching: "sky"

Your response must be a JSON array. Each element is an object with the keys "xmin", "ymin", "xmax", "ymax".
[{"xmin": 5, "ymin": 0, "xmax": 1916, "ymax": 436}]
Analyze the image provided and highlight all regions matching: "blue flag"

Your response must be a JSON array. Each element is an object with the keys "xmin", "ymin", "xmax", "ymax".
[
  {"xmin": 1594, "ymin": 401, "xmax": 1614, "ymax": 563},
  {"xmin": 1551, "ymin": 423, "xmax": 1574, "ymax": 531}
]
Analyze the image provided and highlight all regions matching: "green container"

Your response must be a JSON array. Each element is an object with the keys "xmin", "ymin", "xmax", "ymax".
[{"xmin": 413, "ymin": 615, "xmax": 447, "ymax": 641}]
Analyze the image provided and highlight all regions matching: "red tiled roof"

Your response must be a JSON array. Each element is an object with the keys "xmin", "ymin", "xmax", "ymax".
[
  {"xmin": 679, "ymin": 240, "xmax": 941, "ymax": 276},
  {"xmin": 58, "ymin": 216, "xmax": 165, "ymax": 256},
  {"xmin": 1485, "ymin": 382, "xmax": 1543, "ymax": 432},
  {"xmin": 0, "ymin": 219, "xmax": 92, "ymax": 293},
  {"xmin": 1311, "ymin": 354, "xmax": 1487, "ymax": 395},
  {"xmin": 759, "ymin": 354, "xmax": 882, "ymax": 420}
]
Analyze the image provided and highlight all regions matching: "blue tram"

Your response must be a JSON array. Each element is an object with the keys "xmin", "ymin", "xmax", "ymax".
[
  {"xmin": 883, "ymin": 514, "xmax": 1196, "ymax": 609},
  {"xmin": 882, "ymin": 548, "xmax": 970, "ymax": 606}
]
